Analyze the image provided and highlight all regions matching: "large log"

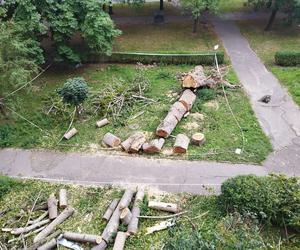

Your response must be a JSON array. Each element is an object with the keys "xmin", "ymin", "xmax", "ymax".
[
  {"xmin": 59, "ymin": 189, "xmax": 68, "ymax": 209},
  {"xmin": 34, "ymin": 207, "xmax": 74, "ymax": 243},
  {"xmin": 179, "ymin": 89, "xmax": 197, "ymax": 111},
  {"xmin": 47, "ymin": 194, "xmax": 58, "ymax": 220},
  {"xmin": 63, "ymin": 231, "xmax": 102, "ymax": 244},
  {"xmin": 102, "ymin": 199, "xmax": 119, "ymax": 221},
  {"xmin": 156, "ymin": 113, "xmax": 179, "ymax": 138},
  {"xmin": 127, "ymin": 189, "xmax": 145, "ymax": 235},
  {"xmin": 28, "ymin": 230, "xmax": 61, "ymax": 250},
  {"xmin": 37, "ymin": 238, "xmax": 57, "ymax": 250},
  {"xmin": 182, "ymin": 66, "xmax": 206, "ymax": 89},
  {"xmin": 112, "ymin": 232, "xmax": 129, "ymax": 250},
  {"xmin": 121, "ymin": 132, "xmax": 146, "ymax": 153},
  {"xmin": 148, "ymin": 201, "xmax": 178, "ymax": 213},
  {"xmin": 96, "ymin": 118, "xmax": 109, "ymax": 128},
  {"xmin": 118, "ymin": 189, "xmax": 135, "ymax": 210},
  {"xmin": 64, "ymin": 128, "xmax": 78, "ymax": 140},
  {"xmin": 173, "ymin": 134, "xmax": 190, "ymax": 154},
  {"xmin": 142, "ymin": 138, "xmax": 165, "ymax": 154},
  {"xmin": 11, "ymin": 219, "xmax": 50, "ymax": 235},
  {"xmin": 103, "ymin": 132, "xmax": 121, "ymax": 148},
  {"xmin": 120, "ymin": 208, "xmax": 132, "ymax": 226}
]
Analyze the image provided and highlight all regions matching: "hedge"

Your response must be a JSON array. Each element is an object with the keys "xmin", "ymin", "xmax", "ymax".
[
  {"xmin": 275, "ymin": 51, "xmax": 300, "ymax": 66},
  {"xmin": 85, "ymin": 51, "xmax": 224, "ymax": 65}
]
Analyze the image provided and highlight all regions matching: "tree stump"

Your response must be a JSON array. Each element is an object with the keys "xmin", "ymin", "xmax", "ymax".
[{"xmin": 191, "ymin": 133, "xmax": 205, "ymax": 145}]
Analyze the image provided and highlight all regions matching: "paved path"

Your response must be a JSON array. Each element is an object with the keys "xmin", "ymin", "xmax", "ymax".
[{"xmin": 212, "ymin": 18, "xmax": 300, "ymax": 173}]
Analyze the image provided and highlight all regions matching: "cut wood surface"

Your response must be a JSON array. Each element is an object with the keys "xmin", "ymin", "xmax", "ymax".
[
  {"xmin": 37, "ymin": 238, "xmax": 57, "ymax": 250},
  {"xmin": 63, "ymin": 128, "xmax": 78, "ymax": 140},
  {"xmin": 120, "ymin": 208, "xmax": 132, "ymax": 226},
  {"xmin": 59, "ymin": 189, "xmax": 67, "ymax": 209},
  {"xmin": 34, "ymin": 207, "xmax": 74, "ymax": 243},
  {"xmin": 121, "ymin": 132, "xmax": 145, "ymax": 153},
  {"xmin": 103, "ymin": 132, "xmax": 121, "ymax": 148},
  {"xmin": 118, "ymin": 189, "xmax": 135, "ymax": 210},
  {"xmin": 146, "ymin": 219, "xmax": 176, "ymax": 235},
  {"xmin": 112, "ymin": 232, "xmax": 129, "ymax": 250},
  {"xmin": 102, "ymin": 199, "xmax": 119, "ymax": 221},
  {"xmin": 179, "ymin": 89, "xmax": 197, "ymax": 111},
  {"xmin": 47, "ymin": 194, "xmax": 58, "ymax": 220},
  {"xmin": 11, "ymin": 219, "xmax": 50, "ymax": 235},
  {"xmin": 63, "ymin": 231, "xmax": 102, "ymax": 244},
  {"xmin": 96, "ymin": 118, "xmax": 109, "ymax": 128},
  {"xmin": 142, "ymin": 138, "xmax": 165, "ymax": 154},
  {"xmin": 127, "ymin": 189, "xmax": 145, "ymax": 235},
  {"xmin": 182, "ymin": 66, "xmax": 206, "ymax": 88},
  {"xmin": 173, "ymin": 134, "xmax": 190, "ymax": 154},
  {"xmin": 148, "ymin": 201, "xmax": 178, "ymax": 213},
  {"xmin": 191, "ymin": 133, "xmax": 205, "ymax": 145}
]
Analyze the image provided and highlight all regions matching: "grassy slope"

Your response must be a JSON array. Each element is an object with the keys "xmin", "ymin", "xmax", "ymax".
[
  {"xmin": 0, "ymin": 64, "xmax": 271, "ymax": 164},
  {"xmin": 237, "ymin": 20, "xmax": 300, "ymax": 106},
  {"xmin": 0, "ymin": 178, "xmax": 299, "ymax": 249},
  {"xmin": 219, "ymin": 0, "xmax": 249, "ymax": 13},
  {"xmin": 114, "ymin": 22, "xmax": 220, "ymax": 53}
]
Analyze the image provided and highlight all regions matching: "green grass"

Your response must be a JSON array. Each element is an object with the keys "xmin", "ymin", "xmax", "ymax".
[
  {"xmin": 114, "ymin": 22, "xmax": 220, "ymax": 53},
  {"xmin": 219, "ymin": 0, "xmax": 249, "ymax": 13},
  {"xmin": 0, "ymin": 177, "xmax": 299, "ymax": 249},
  {"xmin": 237, "ymin": 20, "xmax": 300, "ymax": 106},
  {"xmin": 0, "ymin": 64, "xmax": 272, "ymax": 164}
]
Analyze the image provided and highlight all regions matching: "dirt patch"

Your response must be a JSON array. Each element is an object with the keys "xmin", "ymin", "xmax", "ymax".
[
  {"xmin": 183, "ymin": 122, "xmax": 200, "ymax": 130},
  {"xmin": 161, "ymin": 148, "xmax": 173, "ymax": 156},
  {"xmin": 189, "ymin": 112, "xmax": 205, "ymax": 121}
]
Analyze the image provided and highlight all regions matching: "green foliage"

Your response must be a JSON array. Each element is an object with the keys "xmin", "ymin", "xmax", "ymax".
[
  {"xmin": 275, "ymin": 51, "xmax": 300, "ymax": 66},
  {"xmin": 219, "ymin": 174, "xmax": 300, "ymax": 230},
  {"xmin": 58, "ymin": 77, "xmax": 89, "ymax": 107},
  {"xmin": 0, "ymin": 176, "xmax": 20, "ymax": 200},
  {"xmin": 0, "ymin": 0, "xmax": 121, "ymax": 64},
  {"xmin": 180, "ymin": 0, "xmax": 219, "ymax": 21},
  {"xmin": 89, "ymin": 52, "xmax": 225, "ymax": 65}
]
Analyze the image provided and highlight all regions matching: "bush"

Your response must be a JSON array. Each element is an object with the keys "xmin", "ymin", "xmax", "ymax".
[
  {"xmin": 58, "ymin": 77, "xmax": 89, "ymax": 107},
  {"xmin": 275, "ymin": 51, "xmax": 300, "ymax": 66},
  {"xmin": 219, "ymin": 175, "xmax": 300, "ymax": 231},
  {"xmin": 86, "ymin": 51, "xmax": 225, "ymax": 65}
]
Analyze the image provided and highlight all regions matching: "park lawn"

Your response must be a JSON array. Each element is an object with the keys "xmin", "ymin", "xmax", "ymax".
[
  {"xmin": 114, "ymin": 22, "xmax": 221, "ymax": 53},
  {"xmin": 0, "ymin": 176, "xmax": 299, "ymax": 249},
  {"xmin": 219, "ymin": 0, "xmax": 249, "ymax": 13},
  {"xmin": 237, "ymin": 20, "xmax": 300, "ymax": 106},
  {"xmin": 0, "ymin": 64, "xmax": 272, "ymax": 164}
]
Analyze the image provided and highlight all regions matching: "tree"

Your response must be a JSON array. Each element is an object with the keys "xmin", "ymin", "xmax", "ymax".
[
  {"xmin": 0, "ymin": 0, "xmax": 121, "ymax": 65},
  {"xmin": 58, "ymin": 77, "xmax": 89, "ymax": 115},
  {"xmin": 180, "ymin": 0, "xmax": 219, "ymax": 33},
  {"xmin": 248, "ymin": 0, "xmax": 300, "ymax": 30}
]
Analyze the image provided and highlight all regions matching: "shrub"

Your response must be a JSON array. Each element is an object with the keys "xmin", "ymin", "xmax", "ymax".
[
  {"xmin": 219, "ymin": 174, "xmax": 300, "ymax": 231},
  {"xmin": 275, "ymin": 51, "xmax": 300, "ymax": 66},
  {"xmin": 58, "ymin": 77, "xmax": 89, "ymax": 107}
]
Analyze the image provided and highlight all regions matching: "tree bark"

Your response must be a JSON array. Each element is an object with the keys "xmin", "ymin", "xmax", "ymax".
[
  {"xmin": 37, "ymin": 238, "xmax": 57, "ymax": 250},
  {"xmin": 118, "ymin": 189, "xmax": 135, "ymax": 210},
  {"xmin": 63, "ymin": 232, "xmax": 102, "ymax": 244},
  {"xmin": 113, "ymin": 232, "xmax": 129, "ymax": 250},
  {"xmin": 182, "ymin": 66, "xmax": 206, "ymax": 88},
  {"xmin": 265, "ymin": 9, "xmax": 277, "ymax": 31},
  {"xmin": 59, "ymin": 189, "xmax": 67, "ymax": 209},
  {"xmin": 121, "ymin": 132, "xmax": 146, "ymax": 153},
  {"xmin": 11, "ymin": 219, "xmax": 50, "ymax": 235},
  {"xmin": 28, "ymin": 211, "xmax": 49, "ymax": 225},
  {"xmin": 103, "ymin": 132, "xmax": 121, "ymax": 148},
  {"xmin": 127, "ymin": 189, "xmax": 145, "ymax": 235},
  {"xmin": 120, "ymin": 208, "xmax": 132, "ymax": 226},
  {"xmin": 179, "ymin": 89, "xmax": 197, "ymax": 111},
  {"xmin": 47, "ymin": 194, "xmax": 58, "ymax": 220},
  {"xmin": 102, "ymin": 199, "xmax": 119, "ymax": 221},
  {"xmin": 148, "ymin": 201, "xmax": 178, "ymax": 213},
  {"xmin": 91, "ymin": 239, "xmax": 107, "ymax": 250},
  {"xmin": 142, "ymin": 138, "xmax": 165, "ymax": 154},
  {"xmin": 63, "ymin": 128, "xmax": 78, "ymax": 140},
  {"xmin": 173, "ymin": 134, "xmax": 190, "ymax": 154}
]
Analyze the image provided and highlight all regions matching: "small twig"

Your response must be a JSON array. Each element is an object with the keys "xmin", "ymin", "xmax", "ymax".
[{"xmin": 138, "ymin": 211, "xmax": 188, "ymax": 219}]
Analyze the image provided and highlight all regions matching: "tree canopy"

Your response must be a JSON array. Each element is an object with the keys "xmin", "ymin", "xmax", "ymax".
[{"xmin": 0, "ymin": 0, "xmax": 121, "ymax": 65}]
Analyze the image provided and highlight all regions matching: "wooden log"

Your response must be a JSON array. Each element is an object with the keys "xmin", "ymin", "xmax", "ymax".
[
  {"xmin": 145, "ymin": 219, "xmax": 175, "ymax": 235},
  {"xmin": 148, "ymin": 201, "xmax": 178, "ymax": 213},
  {"xmin": 142, "ymin": 138, "xmax": 165, "ymax": 154},
  {"xmin": 37, "ymin": 238, "xmax": 57, "ymax": 250},
  {"xmin": 103, "ymin": 132, "xmax": 121, "ymax": 148},
  {"xmin": 119, "ymin": 189, "xmax": 135, "ymax": 210},
  {"xmin": 47, "ymin": 194, "xmax": 58, "ymax": 220},
  {"xmin": 112, "ymin": 232, "xmax": 129, "ymax": 250},
  {"xmin": 127, "ymin": 189, "xmax": 145, "ymax": 235},
  {"xmin": 170, "ymin": 102, "xmax": 187, "ymax": 121},
  {"xmin": 120, "ymin": 208, "xmax": 132, "ymax": 226},
  {"xmin": 63, "ymin": 128, "xmax": 78, "ymax": 140},
  {"xmin": 179, "ymin": 89, "xmax": 197, "ymax": 111},
  {"xmin": 102, "ymin": 199, "xmax": 119, "ymax": 221},
  {"xmin": 91, "ymin": 239, "xmax": 107, "ymax": 250},
  {"xmin": 11, "ymin": 219, "xmax": 50, "ymax": 235},
  {"xmin": 191, "ymin": 133, "xmax": 205, "ymax": 145},
  {"xmin": 63, "ymin": 231, "xmax": 102, "ymax": 244},
  {"xmin": 182, "ymin": 66, "xmax": 206, "ymax": 89},
  {"xmin": 34, "ymin": 207, "xmax": 74, "ymax": 243},
  {"xmin": 96, "ymin": 118, "xmax": 109, "ymax": 128},
  {"xmin": 59, "ymin": 189, "xmax": 67, "ymax": 209},
  {"xmin": 28, "ymin": 211, "xmax": 49, "ymax": 225},
  {"xmin": 173, "ymin": 134, "xmax": 190, "ymax": 154},
  {"xmin": 121, "ymin": 132, "xmax": 145, "ymax": 153},
  {"xmin": 28, "ymin": 230, "xmax": 62, "ymax": 250}
]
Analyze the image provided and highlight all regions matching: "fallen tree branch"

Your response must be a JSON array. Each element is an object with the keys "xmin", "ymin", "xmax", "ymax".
[{"xmin": 138, "ymin": 211, "xmax": 188, "ymax": 219}]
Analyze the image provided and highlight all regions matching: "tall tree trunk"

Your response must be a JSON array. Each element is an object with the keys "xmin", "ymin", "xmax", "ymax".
[
  {"xmin": 265, "ymin": 9, "xmax": 277, "ymax": 31},
  {"xmin": 109, "ymin": 1, "xmax": 113, "ymax": 15},
  {"xmin": 192, "ymin": 17, "xmax": 199, "ymax": 34},
  {"xmin": 160, "ymin": 0, "xmax": 164, "ymax": 11}
]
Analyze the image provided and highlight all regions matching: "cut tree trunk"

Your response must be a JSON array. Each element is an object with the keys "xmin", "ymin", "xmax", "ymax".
[
  {"xmin": 119, "ymin": 189, "xmax": 135, "ymax": 210},
  {"xmin": 91, "ymin": 239, "xmax": 107, "ymax": 250},
  {"xmin": 63, "ymin": 231, "xmax": 102, "ymax": 244},
  {"xmin": 127, "ymin": 189, "xmax": 145, "ymax": 235},
  {"xmin": 142, "ymin": 138, "xmax": 165, "ymax": 154},
  {"xmin": 47, "ymin": 194, "xmax": 58, "ymax": 220},
  {"xmin": 170, "ymin": 102, "xmax": 188, "ymax": 121},
  {"xmin": 59, "ymin": 189, "xmax": 67, "ymax": 209},
  {"xmin": 191, "ymin": 133, "xmax": 205, "ymax": 145},
  {"xmin": 27, "ymin": 230, "xmax": 62, "ymax": 250},
  {"xmin": 192, "ymin": 17, "xmax": 198, "ymax": 33},
  {"xmin": 120, "ymin": 208, "xmax": 132, "ymax": 226},
  {"xmin": 103, "ymin": 132, "xmax": 121, "ymax": 148},
  {"xmin": 11, "ymin": 219, "xmax": 50, "ymax": 235},
  {"xmin": 37, "ymin": 238, "xmax": 57, "ymax": 250},
  {"xmin": 179, "ymin": 89, "xmax": 197, "ymax": 111},
  {"xmin": 34, "ymin": 207, "xmax": 74, "ymax": 243},
  {"xmin": 173, "ymin": 134, "xmax": 190, "ymax": 154},
  {"xmin": 182, "ymin": 66, "xmax": 206, "ymax": 88},
  {"xmin": 113, "ymin": 232, "xmax": 129, "ymax": 250},
  {"xmin": 148, "ymin": 201, "xmax": 178, "ymax": 213},
  {"xmin": 64, "ymin": 128, "xmax": 78, "ymax": 140},
  {"xmin": 96, "ymin": 118, "xmax": 109, "ymax": 128},
  {"xmin": 102, "ymin": 199, "xmax": 119, "ymax": 221},
  {"xmin": 121, "ymin": 132, "xmax": 146, "ymax": 153}
]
